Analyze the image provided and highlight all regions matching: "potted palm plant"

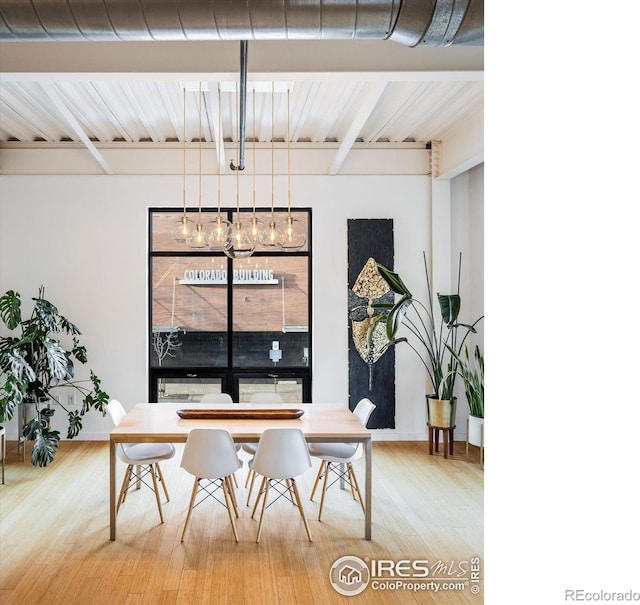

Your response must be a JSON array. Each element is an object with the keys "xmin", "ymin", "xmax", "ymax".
[
  {"xmin": 450, "ymin": 344, "xmax": 484, "ymax": 447},
  {"xmin": 0, "ymin": 287, "xmax": 109, "ymax": 466},
  {"xmin": 371, "ymin": 251, "xmax": 483, "ymax": 428}
]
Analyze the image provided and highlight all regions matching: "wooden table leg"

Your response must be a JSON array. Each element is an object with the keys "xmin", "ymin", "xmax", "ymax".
[
  {"xmin": 364, "ymin": 437, "xmax": 371, "ymax": 541},
  {"xmin": 110, "ymin": 440, "xmax": 117, "ymax": 541}
]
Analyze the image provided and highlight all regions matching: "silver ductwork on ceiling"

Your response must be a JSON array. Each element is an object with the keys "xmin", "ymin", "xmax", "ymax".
[{"xmin": 0, "ymin": 0, "xmax": 483, "ymax": 46}]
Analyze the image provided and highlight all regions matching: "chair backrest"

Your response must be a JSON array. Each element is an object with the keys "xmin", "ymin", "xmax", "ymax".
[
  {"xmin": 181, "ymin": 429, "xmax": 241, "ymax": 479},
  {"xmin": 252, "ymin": 428, "xmax": 311, "ymax": 480},
  {"xmin": 200, "ymin": 392, "xmax": 234, "ymax": 404},
  {"xmin": 353, "ymin": 398, "xmax": 376, "ymax": 428},
  {"xmin": 250, "ymin": 392, "xmax": 283, "ymax": 405},
  {"xmin": 106, "ymin": 399, "xmax": 127, "ymax": 427}
]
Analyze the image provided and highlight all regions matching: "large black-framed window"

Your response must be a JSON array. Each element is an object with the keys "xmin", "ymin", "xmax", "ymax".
[{"xmin": 149, "ymin": 207, "xmax": 312, "ymax": 403}]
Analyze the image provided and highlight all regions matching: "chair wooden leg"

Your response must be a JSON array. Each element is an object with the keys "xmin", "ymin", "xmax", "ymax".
[
  {"xmin": 181, "ymin": 477, "xmax": 200, "ymax": 542},
  {"xmin": 345, "ymin": 463, "xmax": 357, "ymax": 500},
  {"xmin": 290, "ymin": 479, "xmax": 313, "ymax": 542},
  {"xmin": 318, "ymin": 461, "xmax": 331, "ymax": 521},
  {"xmin": 225, "ymin": 476, "xmax": 239, "ymax": 518},
  {"xmin": 156, "ymin": 463, "xmax": 170, "ymax": 502},
  {"xmin": 244, "ymin": 466, "xmax": 253, "ymax": 488},
  {"xmin": 251, "ymin": 476, "xmax": 267, "ymax": 519},
  {"xmin": 285, "ymin": 479, "xmax": 297, "ymax": 506},
  {"xmin": 310, "ymin": 460, "xmax": 325, "ymax": 502},
  {"xmin": 256, "ymin": 480, "xmax": 271, "ymax": 543},
  {"xmin": 246, "ymin": 468, "xmax": 258, "ymax": 507},
  {"xmin": 222, "ymin": 478, "xmax": 239, "ymax": 542},
  {"xmin": 150, "ymin": 464, "xmax": 164, "ymax": 523},
  {"xmin": 117, "ymin": 465, "xmax": 132, "ymax": 512},
  {"xmin": 348, "ymin": 464, "xmax": 365, "ymax": 513}
]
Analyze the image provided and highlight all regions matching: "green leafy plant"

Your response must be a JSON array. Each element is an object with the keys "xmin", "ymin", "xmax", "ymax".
[
  {"xmin": 448, "ymin": 344, "xmax": 484, "ymax": 418},
  {"xmin": 0, "ymin": 287, "xmax": 109, "ymax": 466},
  {"xmin": 371, "ymin": 251, "xmax": 483, "ymax": 400}
]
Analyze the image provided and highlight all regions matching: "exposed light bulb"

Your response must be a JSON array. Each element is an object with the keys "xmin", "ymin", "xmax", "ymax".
[
  {"xmin": 260, "ymin": 220, "xmax": 282, "ymax": 248},
  {"xmin": 187, "ymin": 223, "xmax": 208, "ymax": 249},
  {"xmin": 224, "ymin": 221, "xmax": 255, "ymax": 259},
  {"xmin": 206, "ymin": 215, "xmax": 232, "ymax": 250},
  {"xmin": 248, "ymin": 215, "xmax": 266, "ymax": 244},
  {"xmin": 173, "ymin": 215, "xmax": 195, "ymax": 241},
  {"xmin": 277, "ymin": 215, "xmax": 306, "ymax": 250}
]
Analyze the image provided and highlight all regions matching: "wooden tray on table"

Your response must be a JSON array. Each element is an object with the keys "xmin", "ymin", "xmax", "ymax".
[{"xmin": 176, "ymin": 408, "xmax": 304, "ymax": 420}]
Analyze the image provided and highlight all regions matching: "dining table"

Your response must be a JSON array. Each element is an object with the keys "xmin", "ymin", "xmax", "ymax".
[{"xmin": 109, "ymin": 402, "xmax": 372, "ymax": 540}]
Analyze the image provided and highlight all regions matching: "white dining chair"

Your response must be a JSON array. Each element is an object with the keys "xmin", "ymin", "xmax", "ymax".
[
  {"xmin": 180, "ymin": 428, "xmax": 243, "ymax": 542},
  {"xmin": 198, "ymin": 392, "xmax": 241, "ymax": 484},
  {"xmin": 200, "ymin": 392, "xmax": 234, "ymax": 404},
  {"xmin": 243, "ymin": 391, "xmax": 284, "ymax": 505},
  {"xmin": 250, "ymin": 428, "xmax": 313, "ymax": 543},
  {"xmin": 309, "ymin": 398, "xmax": 376, "ymax": 521},
  {"xmin": 248, "ymin": 391, "xmax": 283, "ymax": 404},
  {"xmin": 106, "ymin": 399, "xmax": 176, "ymax": 523}
]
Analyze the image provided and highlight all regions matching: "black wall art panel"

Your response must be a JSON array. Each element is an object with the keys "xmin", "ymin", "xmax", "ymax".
[{"xmin": 347, "ymin": 219, "xmax": 395, "ymax": 429}]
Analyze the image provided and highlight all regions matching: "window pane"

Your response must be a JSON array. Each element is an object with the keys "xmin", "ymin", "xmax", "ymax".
[
  {"xmin": 157, "ymin": 377, "xmax": 224, "ymax": 403},
  {"xmin": 232, "ymin": 256, "xmax": 309, "ymax": 367},
  {"xmin": 150, "ymin": 257, "xmax": 228, "ymax": 367},
  {"xmin": 238, "ymin": 377, "xmax": 303, "ymax": 404}
]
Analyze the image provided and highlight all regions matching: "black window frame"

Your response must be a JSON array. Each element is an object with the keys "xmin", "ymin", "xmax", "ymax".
[{"xmin": 148, "ymin": 207, "xmax": 312, "ymax": 403}]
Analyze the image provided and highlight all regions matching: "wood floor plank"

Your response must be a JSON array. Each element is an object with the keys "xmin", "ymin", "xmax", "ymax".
[{"xmin": 0, "ymin": 440, "xmax": 484, "ymax": 604}]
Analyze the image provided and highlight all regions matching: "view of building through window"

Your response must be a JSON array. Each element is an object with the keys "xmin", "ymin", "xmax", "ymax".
[{"xmin": 149, "ymin": 208, "xmax": 311, "ymax": 403}]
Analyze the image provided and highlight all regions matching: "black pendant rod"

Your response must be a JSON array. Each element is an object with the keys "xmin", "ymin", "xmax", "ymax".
[{"xmin": 230, "ymin": 40, "xmax": 247, "ymax": 172}]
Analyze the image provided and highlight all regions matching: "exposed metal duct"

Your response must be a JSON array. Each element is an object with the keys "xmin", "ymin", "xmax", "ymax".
[{"xmin": 0, "ymin": 0, "xmax": 483, "ymax": 46}]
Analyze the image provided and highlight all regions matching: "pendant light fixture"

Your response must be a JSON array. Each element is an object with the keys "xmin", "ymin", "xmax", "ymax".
[
  {"xmin": 260, "ymin": 82, "xmax": 282, "ymax": 248},
  {"xmin": 248, "ymin": 89, "xmax": 265, "ymax": 244},
  {"xmin": 206, "ymin": 86, "xmax": 231, "ymax": 251},
  {"xmin": 187, "ymin": 82, "xmax": 208, "ymax": 249},
  {"xmin": 223, "ymin": 82, "xmax": 255, "ymax": 259},
  {"xmin": 173, "ymin": 86, "xmax": 195, "ymax": 241},
  {"xmin": 277, "ymin": 87, "xmax": 306, "ymax": 251}
]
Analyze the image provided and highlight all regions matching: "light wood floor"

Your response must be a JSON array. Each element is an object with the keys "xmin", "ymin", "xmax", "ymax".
[{"xmin": 0, "ymin": 439, "xmax": 483, "ymax": 604}]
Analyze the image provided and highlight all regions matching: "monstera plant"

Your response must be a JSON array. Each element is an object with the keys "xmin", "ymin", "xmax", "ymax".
[{"xmin": 0, "ymin": 287, "xmax": 109, "ymax": 466}]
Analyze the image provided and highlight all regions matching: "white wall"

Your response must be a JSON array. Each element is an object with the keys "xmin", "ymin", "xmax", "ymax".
[
  {"xmin": 0, "ymin": 157, "xmax": 483, "ymax": 442},
  {"xmin": 451, "ymin": 162, "xmax": 485, "ymax": 431}
]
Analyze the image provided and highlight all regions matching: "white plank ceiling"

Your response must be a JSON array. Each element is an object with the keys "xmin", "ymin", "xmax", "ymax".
[{"xmin": 0, "ymin": 41, "xmax": 483, "ymax": 175}]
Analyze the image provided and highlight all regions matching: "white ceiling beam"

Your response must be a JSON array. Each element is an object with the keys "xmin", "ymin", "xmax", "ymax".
[
  {"xmin": 89, "ymin": 82, "xmax": 136, "ymax": 142},
  {"xmin": 121, "ymin": 82, "xmax": 163, "ymax": 142},
  {"xmin": 329, "ymin": 81, "xmax": 387, "ymax": 175},
  {"xmin": 435, "ymin": 106, "xmax": 484, "ymax": 180},
  {"xmin": 207, "ymin": 84, "xmax": 225, "ymax": 174},
  {"xmin": 312, "ymin": 82, "xmax": 359, "ymax": 143},
  {"xmin": 156, "ymin": 82, "xmax": 183, "ymax": 142},
  {"xmin": 39, "ymin": 81, "xmax": 113, "ymax": 175},
  {"xmin": 362, "ymin": 81, "xmax": 428, "ymax": 142},
  {"xmin": 0, "ymin": 40, "xmax": 483, "ymax": 77}
]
